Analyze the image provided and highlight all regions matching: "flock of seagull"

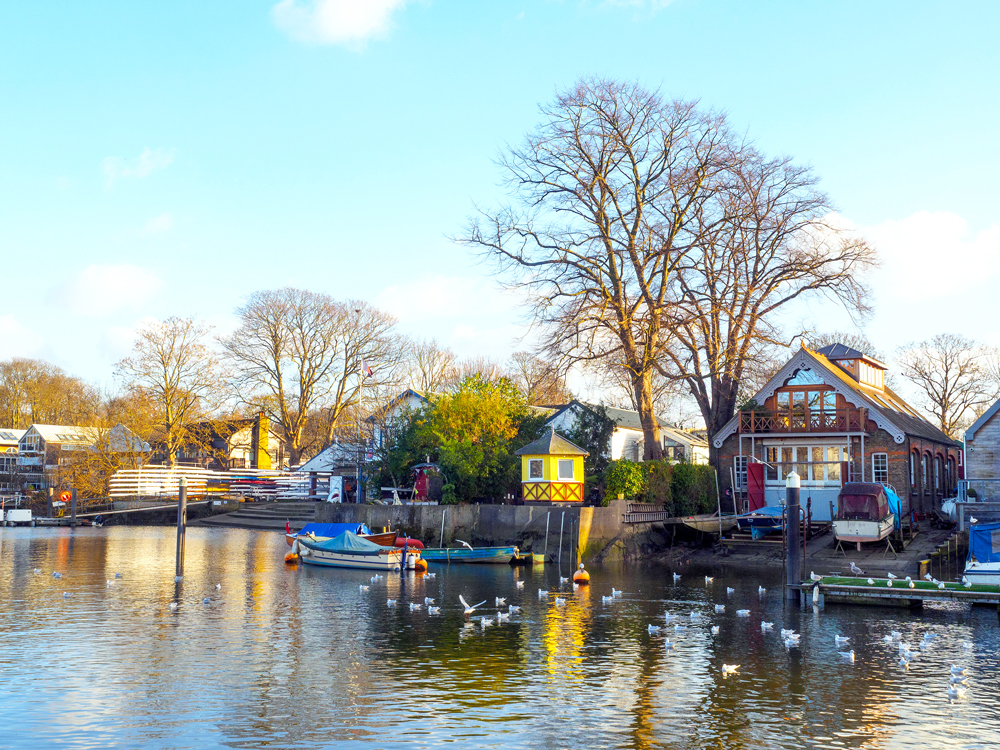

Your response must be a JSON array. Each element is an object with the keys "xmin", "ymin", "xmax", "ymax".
[
  {"xmin": 356, "ymin": 565, "xmax": 976, "ymax": 701},
  {"xmin": 37, "ymin": 567, "xmax": 223, "ymax": 607}
]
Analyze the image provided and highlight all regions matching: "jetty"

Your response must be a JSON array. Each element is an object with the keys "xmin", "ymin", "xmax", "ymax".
[{"xmin": 791, "ymin": 576, "xmax": 1000, "ymax": 611}]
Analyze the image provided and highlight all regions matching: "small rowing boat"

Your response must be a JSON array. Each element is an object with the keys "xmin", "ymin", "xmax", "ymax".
[
  {"xmin": 420, "ymin": 545, "xmax": 519, "ymax": 564},
  {"xmin": 682, "ymin": 513, "xmax": 738, "ymax": 534}
]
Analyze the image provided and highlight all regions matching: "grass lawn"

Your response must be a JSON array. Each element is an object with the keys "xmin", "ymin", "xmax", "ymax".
[{"xmin": 818, "ymin": 576, "xmax": 1000, "ymax": 593}]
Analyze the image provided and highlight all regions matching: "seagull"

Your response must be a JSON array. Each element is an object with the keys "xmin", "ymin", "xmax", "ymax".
[
  {"xmin": 781, "ymin": 629, "xmax": 797, "ymax": 638},
  {"xmin": 460, "ymin": 595, "xmax": 487, "ymax": 614},
  {"xmin": 705, "ymin": 576, "xmax": 714, "ymax": 585},
  {"xmin": 480, "ymin": 617, "xmax": 494, "ymax": 629},
  {"xmin": 923, "ymin": 633, "xmax": 937, "ymax": 642},
  {"xmin": 664, "ymin": 640, "xmax": 678, "ymax": 651},
  {"xmin": 495, "ymin": 597, "xmax": 506, "ymax": 606},
  {"xmin": 949, "ymin": 674, "xmax": 968, "ymax": 685},
  {"xmin": 648, "ymin": 624, "xmax": 662, "ymax": 634},
  {"xmin": 515, "ymin": 580, "xmax": 524, "ymax": 589},
  {"xmin": 736, "ymin": 609, "xmax": 750, "ymax": 617},
  {"xmin": 554, "ymin": 597, "xmax": 566, "ymax": 606},
  {"xmin": 174, "ymin": 576, "xmax": 183, "ymax": 582},
  {"xmin": 560, "ymin": 577, "xmax": 570, "ymax": 584},
  {"xmin": 674, "ymin": 624, "xmax": 688, "ymax": 632},
  {"xmin": 673, "ymin": 573, "xmax": 681, "ymax": 582},
  {"xmin": 715, "ymin": 604, "xmax": 726, "ymax": 613},
  {"xmin": 116, "ymin": 573, "xmax": 124, "ymax": 579},
  {"xmin": 948, "ymin": 684, "xmax": 968, "ymax": 700},
  {"xmin": 965, "ymin": 580, "xmax": 973, "ymax": 589},
  {"xmin": 950, "ymin": 665, "xmax": 967, "ymax": 676},
  {"xmin": 386, "ymin": 598, "xmax": 397, "ymax": 606},
  {"xmin": 106, "ymin": 580, "xmax": 114, "ymax": 587},
  {"xmin": 899, "ymin": 656, "xmax": 910, "ymax": 669},
  {"xmin": 835, "ymin": 635, "xmax": 850, "ymax": 646},
  {"xmin": 496, "ymin": 611, "xmax": 510, "ymax": 621},
  {"xmin": 887, "ymin": 580, "xmax": 893, "ymax": 588},
  {"xmin": 883, "ymin": 635, "xmax": 894, "ymax": 644},
  {"xmin": 508, "ymin": 604, "xmax": 521, "ymax": 614},
  {"xmin": 761, "ymin": 622, "xmax": 774, "ymax": 631},
  {"xmin": 924, "ymin": 573, "xmax": 933, "ymax": 582},
  {"xmin": 664, "ymin": 613, "xmax": 678, "ymax": 622},
  {"xmin": 168, "ymin": 602, "xmax": 178, "ymax": 610},
  {"xmin": 428, "ymin": 606, "xmax": 440, "ymax": 614},
  {"xmin": 456, "ymin": 539, "xmax": 474, "ymax": 551},
  {"xmin": 938, "ymin": 582, "xmax": 946, "ymax": 590},
  {"xmin": 890, "ymin": 631, "xmax": 902, "ymax": 640},
  {"xmin": 963, "ymin": 641, "xmax": 974, "ymax": 649},
  {"xmin": 867, "ymin": 578, "xmax": 875, "ymax": 585},
  {"xmin": 538, "ymin": 589, "xmax": 549, "ymax": 599},
  {"xmin": 909, "ymin": 581, "xmax": 915, "ymax": 589},
  {"xmin": 612, "ymin": 588, "xmax": 623, "ymax": 597},
  {"xmin": 722, "ymin": 664, "xmax": 740, "ymax": 676},
  {"xmin": 33, "ymin": 569, "xmax": 41, "ymax": 575},
  {"xmin": 850, "ymin": 562, "xmax": 865, "ymax": 575},
  {"xmin": 689, "ymin": 611, "xmax": 701, "ymax": 620},
  {"xmin": 602, "ymin": 595, "xmax": 614, "ymax": 604},
  {"xmin": 758, "ymin": 586, "xmax": 766, "ymax": 596},
  {"xmin": 62, "ymin": 592, "xmax": 72, "ymax": 598},
  {"xmin": 359, "ymin": 585, "xmax": 370, "ymax": 593},
  {"xmin": 810, "ymin": 572, "xmax": 823, "ymax": 582},
  {"xmin": 727, "ymin": 587, "xmax": 735, "ymax": 595},
  {"xmin": 905, "ymin": 576, "xmax": 912, "ymax": 583},
  {"xmin": 409, "ymin": 603, "xmax": 422, "ymax": 611},
  {"xmin": 371, "ymin": 574, "xmax": 383, "ymax": 582},
  {"xmin": 887, "ymin": 572, "xmax": 898, "ymax": 580},
  {"xmin": 783, "ymin": 637, "xmax": 799, "ymax": 650},
  {"xmin": 425, "ymin": 573, "xmax": 436, "ymax": 579},
  {"xmin": 711, "ymin": 626, "xmax": 720, "ymax": 635},
  {"xmin": 970, "ymin": 517, "xmax": 979, "ymax": 525},
  {"xmin": 215, "ymin": 583, "xmax": 221, "ymax": 590},
  {"xmin": 52, "ymin": 572, "xmax": 62, "ymax": 579},
  {"xmin": 839, "ymin": 650, "xmax": 855, "ymax": 663},
  {"xmin": 425, "ymin": 597, "xmax": 435, "ymax": 605}
]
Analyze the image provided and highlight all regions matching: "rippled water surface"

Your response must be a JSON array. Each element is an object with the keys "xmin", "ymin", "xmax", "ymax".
[{"xmin": 1, "ymin": 526, "xmax": 999, "ymax": 749}]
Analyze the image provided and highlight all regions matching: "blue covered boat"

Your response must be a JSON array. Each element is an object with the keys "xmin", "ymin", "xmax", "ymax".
[
  {"xmin": 420, "ymin": 545, "xmax": 520, "ymax": 564},
  {"xmin": 293, "ymin": 531, "xmax": 406, "ymax": 571},
  {"xmin": 965, "ymin": 521, "xmax": 1000, "ymax": 585},
  {"xmin": 285, "ymin": 522, "xmax": 398, "ymax": 548},
  {"xmin": 736, "ymin": 506, "xmax": 784, "ymax": 535}
]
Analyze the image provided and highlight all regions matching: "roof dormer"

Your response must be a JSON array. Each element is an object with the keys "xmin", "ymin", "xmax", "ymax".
[{"xmin": 815, "ymin": 343, "xmax": 887, "ymax": 390}]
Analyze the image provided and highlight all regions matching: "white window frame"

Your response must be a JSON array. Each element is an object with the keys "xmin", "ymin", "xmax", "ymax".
[
  {"xmin": 528, "ymin": 458, "xmax": 543, "ymax": 480},
  {"xmin": 557, "ymin": 459, "xmax": 575, "ymax": 480},
  {"xmin": 734, "ymin": 456, "xmax": 748, "ymax": 490},
  {"xmin": 871, "ymin": 452, "xmax": 888, "ymax": 485}
]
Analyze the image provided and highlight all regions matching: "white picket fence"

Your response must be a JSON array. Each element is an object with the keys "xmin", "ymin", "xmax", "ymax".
[{"xmin": 109, "ymin": 466, "xmax": 318, "ymax": 501}]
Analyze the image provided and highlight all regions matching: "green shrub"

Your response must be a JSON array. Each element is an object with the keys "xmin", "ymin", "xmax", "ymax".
[
  {"xmin": 604, "ymin": 460, "xmax": 645, "ymax": 503},
  {"xmin": 642, "ymin": 461, "xmax": 674, "ymax": 513},
  {"xmin": 441, "ymin": 484, "xmax": 459, "ymax": 505}
]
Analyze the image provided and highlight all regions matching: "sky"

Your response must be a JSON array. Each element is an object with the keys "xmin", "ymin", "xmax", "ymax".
[{"xmin": 1, "ymin": 0, "xmax": 999, "ymax": 413}]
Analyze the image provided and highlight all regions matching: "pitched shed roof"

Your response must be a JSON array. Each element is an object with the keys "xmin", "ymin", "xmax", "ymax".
[
  {"xmin": 515, "ymin": 428, "xmax": 589, "ymax": 456},
  {"xmin": 967, "ymin": 397, "xmax": 1000, "ymax": 442}
]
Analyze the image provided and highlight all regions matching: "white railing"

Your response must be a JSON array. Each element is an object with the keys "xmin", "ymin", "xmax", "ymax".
[
  {"xmin": 109, "ymin": 465, "xmax": 321, "ymax": 501},
  {"xmin": 958, "ymin": 479, "xmax": 1000, "ymax": 503}
]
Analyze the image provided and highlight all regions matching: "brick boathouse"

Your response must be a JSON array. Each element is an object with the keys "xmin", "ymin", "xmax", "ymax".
[{"xmin": 713, "ymin": 343, "xmax": 961, "ymax": 521}]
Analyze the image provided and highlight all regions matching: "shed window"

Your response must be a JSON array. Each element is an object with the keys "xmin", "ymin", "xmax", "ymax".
[
  {"xmin": 734, "ymin": 456, "xmax": 748, "ymax": 489},
  {"xmin": 528, "ymin": 459, "xmax": 543, "ymax": 479},
  {"xmin": 557, "ymin": 459, "xmax": 575, "ymax": 480},
  {"xmin": 872, "ymin": 453, "xmax": 888, "ymax": 484}
]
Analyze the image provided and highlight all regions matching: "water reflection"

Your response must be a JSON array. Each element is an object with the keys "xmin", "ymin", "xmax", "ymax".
[{"xmin": 0, "ymin": 527, "xmax": 998, "ymax": 748}]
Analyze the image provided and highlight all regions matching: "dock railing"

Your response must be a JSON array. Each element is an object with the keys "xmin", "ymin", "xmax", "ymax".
[{"xmin": 956, "ymin": 500, "xmax": 1000, "ymax": 532}]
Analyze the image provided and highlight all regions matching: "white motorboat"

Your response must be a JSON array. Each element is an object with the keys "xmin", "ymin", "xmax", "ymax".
[
  {"xmin": 293, "ymin": 531, "xmax": 417, "ymax": 571},
  {"xmin": 833, "ymin": 483, "xmax": 898, "ymax": 551},
  {"xmin": 964, "ymin": 522, "xmax": 1000, "ymax": 586}
]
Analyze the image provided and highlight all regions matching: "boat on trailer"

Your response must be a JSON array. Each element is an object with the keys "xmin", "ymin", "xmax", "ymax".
[
  {"xmin": 965, "ymin": 521, "xmax": 1000, "ymax": 585},
  {"xmin": 833, "ymin": 482, "xmax": 899, "ymax": 551},
  {"xmin": 293, "ymin": 531, "xmax": 414, "ymax": 571}
]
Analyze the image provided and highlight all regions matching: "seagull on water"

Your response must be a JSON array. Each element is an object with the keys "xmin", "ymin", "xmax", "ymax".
[
  {"xmin": 168, "ymin": 602, "xmax": 178, "ymax": 610},
  {"xmin": 689, "ymin": 611, "xmax": 701, "ymax": 620},
  {"xmin": 950, "ymin": 665, "xmax": 967, "ymax": 676},
  {"xmin": 387, "ymin": 599, "xmax": 396, "ymax": 606},
  {"xmin": 515, "ymin": 580, "xmax": 524, "ymax": 589},
  {"xmin": 495, "ymin": 597, "xmax": 506, "ymax": 606},
  {"xmin": 648, "ymin": 624, "xmax": 662, "ymax": 634},
  {"xmin": 839, "ymin": 650, "xmax": 855, "ymax": 663},
  {"xmin": 612, "ymin": 588, "xmax": 623, "ymax": 597},
  {"xmin": 715, "ymin": 604, "xmax": 726, "ymax": 613},
  {"xmin": 497, "ymin": 611, "xmax": 510, "ymax": 621},
  {"xmin": 202, "ymin": 598, "xmax": 211, "ymax": 604},
  {"xmin": 602, "ymin": 595, "xmax": 614, "ymax": 604},
  {"xmin": 705, "ymin": 576, "xmax": 714, "ymax": 585},
  {"xmin": 460, "ymin": 595, "xmax": 488, "ymax": 614},
  {"xmin": 425, "ymin": 573, "xmax": 437, "ymax": 580},
  {"xmin": 664, "ymin": 613, "xmax": 678, "ymax": 622},
  {"xmin": 538, "ymin": 589, "xmax": 549, "ymax": 599},
  {"xmin": 722, "ymin": 664, "xmax": 740, "ymax": 676},
  {"xmin": 887, "ymin": 580, "xmax": 893, "ymax": 588},
  {"xmin": 674, "ymin": 624, "xmax": 687, "ymax": 632},
  {"xmin": 33, "ymin": 569, "xmax": 41, "ymax": 575},
  {"xmin": 409, "ymin": 603, "xmax": 422, "ymax": 611},
  {"xmin": 727, "ymin": 587, "xmax": 735, "ymax": 596},
  {"xmin": 664, "ymin": 640, "xmax": 678, "ymax": 651},
  {"xmin": 672, "ymin": 573, "xmax": 681, "ymax": 582},
  {"xmin": 963, "ymin": 641, "xmax": 974, "ymax": 650},
  {"xmin": 62, "ymin": 592, "xmax": 72, "ymax": 598},
  {"xmin": 480, "ymin": 617, "xmax": 494, "ymax": 629},
  {"xmin": 922, "ymin": 633, "xmax": 937, "ymax": 642},
  {"xmin": 761, "ymin": 621, "xmax": 774, "ymax": 631},
  {"xmin": 371, "ymin": 574, "xmax": 383, "ymax": 582},
  {"xmin": 949, "ymin": 684, "xmax": 968, "ymax": 700},
  {"xmin": 949, "ymin": 674, "xmax": 968, "ymax": 685},
  {"xmin": 425, "ymin": 597, "xmax": 435, "ymax": 605},
  {"xmin": 835, "ymin": 635, "xmax": 850, "ymax": 646},
  {"xmin": 554, "ymin": 597, "xmax": 566, "ymax": 606},
  {"xmin": 736, "ymin": 609, "xmax": 750, "ymax": 617},
  {"xmin": 215, "ymin": 583, "xmax": 221, "ymax": 589},
  {"xmin": 174, "ymin": 576, "xmax": 183, "ymax": 582},
  {"xmin": 850, "ymin": 562, "xmax": 865, "ymax": 576},
  {"xmin": 359, "ymin": 585, "xmax": 370, "ymax": 593},
  {"xmin": 428, "ymin": 606, "xmax": 440, "ymax": 614},
  {"xmin": 890, "ymin": 631, "xmax": 902, "ymax": 640},
  {"xmin": 508, "ymin": 604, "xmax": 521, "ymax": 614},
  {"xmin": 52, "ymin": 572, "xmax": 62, "ymax": 579}
]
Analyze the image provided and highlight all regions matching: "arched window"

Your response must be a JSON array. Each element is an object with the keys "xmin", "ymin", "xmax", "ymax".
[
  {"xmin": 934, "ymin": 455, "xmax": 942, "ymax": 493},
  {"xmin": 921, "ymin": 453, "xmax": 929, "ymax": 494},
  {"xmin": 910, "ymin": 452, "xmax": 917, "ymax": 490}
]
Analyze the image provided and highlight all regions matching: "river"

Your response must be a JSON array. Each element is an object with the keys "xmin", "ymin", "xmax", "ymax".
[{"xmin": 0, "ymin": 526, "xmax": 997, "ymax": 749}]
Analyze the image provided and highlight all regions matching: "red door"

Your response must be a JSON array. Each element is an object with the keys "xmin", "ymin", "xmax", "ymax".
[{"xmin": 747, "ymin": 463, "xmax": 766, "ymax": 512}]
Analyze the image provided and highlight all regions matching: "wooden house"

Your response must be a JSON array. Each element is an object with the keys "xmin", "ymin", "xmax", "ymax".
[
  {"xmin": 173, "ymin": 413, "xmax": 284, "ymax": 471},
  {"xmin": 964, "ymin": 396, "xmax": 1000, "ymax": 501},
  {"xmin": 713, "ymin": 343, "xmax": 961, "ymax": 521},
  {"xmin": 17, "ymin": 424, "xmax": 150, "ymax": 490},
  {"xmin": 515, "ymin": 427, "xmax": 588, "ymax": 504}
]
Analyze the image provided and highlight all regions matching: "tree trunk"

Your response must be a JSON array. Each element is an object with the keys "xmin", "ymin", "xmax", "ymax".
[{"xmin": 633, "ymin": 370, "xmax": 664, "ymax": 461}]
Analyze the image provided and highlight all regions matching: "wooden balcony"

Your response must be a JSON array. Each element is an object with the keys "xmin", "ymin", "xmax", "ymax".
[{"xmin": 739, "ymin": 407, "xmax": 867, "ymax": 434}]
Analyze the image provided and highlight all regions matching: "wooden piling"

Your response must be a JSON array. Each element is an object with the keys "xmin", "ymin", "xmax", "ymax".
[
  {"xmin": 558, "ymin": 511, "xmax": 565, "ymax": 568},
  {"xmin": 175, "ymin": 478, "xmax": 187, "ymax": 578},
  {"xmin": 46, "ymin": 488, "xmax": 54, "ymax": 519},
  {"xmin": 70, "ymin": 489, "xmax": 77, "ymax": 528}
]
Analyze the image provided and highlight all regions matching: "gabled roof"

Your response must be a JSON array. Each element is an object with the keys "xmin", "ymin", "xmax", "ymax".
[
  {"xmin": 515, "ymin": 427, "xmax": 589, "ymax": 456},
  {"xmin": 712, "ymin": 346, "xmax": 959, "ymax": 448},
  {"xmin": 25, "ymin": 424, "xmax": 98, "ymax": 444},
  {"xmin": 21, "ymin": 424, "xmax": 150, "ymax": 452},
  {"xmin": 545, "ymin": 400, "xmax": 707, "ymax": 449},
  {"xmin": 967, "ymin": 397, "xmax": 1000, "ymax": 442}
]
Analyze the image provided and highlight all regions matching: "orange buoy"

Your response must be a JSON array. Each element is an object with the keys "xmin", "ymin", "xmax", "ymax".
[
  {"xmin": 572, "ymin": 563, "xmax": 590, "ymax": 585},
  {"xmin": 284, "ymin": 552, "xmax": 299, "ymax": 564},
  {"xmin": 414, "ymin": 558, "xmax": 428, "ymax": 572}
]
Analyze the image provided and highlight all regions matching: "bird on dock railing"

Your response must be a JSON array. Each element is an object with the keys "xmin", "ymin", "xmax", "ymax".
[
  {"xmin": 887, "ymin": 580, "xmax": 893, "ymax": 588},
  {"xmin": 924, "ymin": 573, "xmax": 933, "ymax": 582},
  {"xmin": 887, "ymin": 572, "xmax": 898, "ymax": 580},
  {"xmin": 909, "ymin": 581, "xmax": 916, "ymax": 589},
  {"xmin": 867, "ymin": 578, "xmax": 875, "ymax": 585},
  {"xmin": 722, "ymin": 664, "xmax": 740, "ymax": 676},
  {"xmin": 810, "ymin": 572, "xmax": 823, "ymax": 582},
  {"xmin": 850, "ymin": 562, "xmax": 865, "ymax": 576},
  {"xmin": 938, "ymin": 582, "xmax": 946, "ymax": 589},
  {"xmin": 460, "ymin": 595, "xmax": 487, "ymax": 614}
]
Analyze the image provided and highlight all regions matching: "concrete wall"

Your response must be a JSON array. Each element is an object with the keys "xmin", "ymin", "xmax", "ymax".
[{"xmin": 316, "ymin": 499, "xmax": 666, "ymax": 563}]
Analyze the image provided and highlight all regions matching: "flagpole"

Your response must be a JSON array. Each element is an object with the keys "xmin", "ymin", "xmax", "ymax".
[{"xmin": 357, "ymin": 355, "xmax": 363, "ymax": 504}]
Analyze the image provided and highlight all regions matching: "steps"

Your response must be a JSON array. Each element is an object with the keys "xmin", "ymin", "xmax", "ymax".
[{"xmin": 196, "ymin": 501, "xmax": 319, "ymax": 531}]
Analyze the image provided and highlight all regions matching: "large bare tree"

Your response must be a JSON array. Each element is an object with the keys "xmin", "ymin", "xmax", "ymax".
[
  {"xmin": 117, "ymin": 317, "xmax": 221, "ymax": 466},
  {"xmin": 897, "ymin": 334, "xmax": 997, "ymax": 438},
  {"xmin": 404, "ymin": 338, "xmax": 458, "ymax": 393},
  {"xmin": 509, "ymin": 351, "xmax": 573, "ymax": 405},
  {"xmin": 221, "ymin": 289, "xmax": 400, "ymax": 465},
  {"xmin": 658, "ymin": 151, "xmax": 877, "ymax": 459},
  {"xmin": 460, "ymin": 78, "xmax": 733, "ymax": 459},
  {"xmin": 0, "ymin": 358, "xmax": 98, "ymax": 428}
]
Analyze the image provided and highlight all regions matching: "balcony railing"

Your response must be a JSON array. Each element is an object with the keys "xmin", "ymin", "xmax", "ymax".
[{"xmin": 739, "ymin": 407, "xmax": 867, "ymax": 434}]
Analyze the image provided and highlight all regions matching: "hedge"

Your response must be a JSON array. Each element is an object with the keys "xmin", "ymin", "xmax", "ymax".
[{"xmin": 603, "ymin": 459, "xmax": 718, "ymax": 515}]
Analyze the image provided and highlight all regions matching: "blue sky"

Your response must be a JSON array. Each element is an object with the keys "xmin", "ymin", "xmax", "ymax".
[{"xmin": 2, "ymin": 0, "xmax": 998, "ymax": 401}]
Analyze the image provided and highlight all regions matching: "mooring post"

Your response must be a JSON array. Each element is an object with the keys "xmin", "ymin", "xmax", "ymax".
[
  {"xmin": 175, "ymin": 477, "xmax": 187, "ymax": 578},
  {"xmin": 70, "ymin": 489, "xmax": 77, "ymax": 528},
  {"xmin": 46, "ymin": 488, "xmax": 54, "ymax": 519},
  {"xmin": 785, "ymin": 472, "xmax": 801, "ymax": 602},
  {"xmin": 558, "ymin": 511, "xmax": 565, "ymax": 568},
  {"xmin": 544, "ymin": 512, "xmax": 551, "ymax": 561},
  {"xmin": 439, "ymin": 507, "xmax": 446, "ymax": 548}
]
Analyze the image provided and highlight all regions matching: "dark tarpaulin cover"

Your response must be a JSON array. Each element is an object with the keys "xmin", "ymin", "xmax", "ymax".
[
  {"xmin": 837, "ymin": 483, "xmax": 889, "ymax": 521},
  {"xmin": 968, "ymin": 522, "xmax": 1000, "ymax": 564},
  {"xmin": 309, "ymin": 531, "xmax": 386, "ymax": 556}
]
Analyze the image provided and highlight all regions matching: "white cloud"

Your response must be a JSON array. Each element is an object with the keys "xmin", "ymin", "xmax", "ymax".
[
  {"xmin": 272, "ymin": 0, "xmax": 409, "ymax": 47},
  {"xmin": 58, "ymin": 265, "xmax": 164, "ymax": 317},
  {"xmin": 101, "ymin": 147, "xmax": 176, "ymax": 187},
  {"xmin": 140, "ymin": 212, "xmax": 174, "ymax": 235},
  {"xmin": 0, "ymin": 315, "xmax": 44, "ymax": 360}
]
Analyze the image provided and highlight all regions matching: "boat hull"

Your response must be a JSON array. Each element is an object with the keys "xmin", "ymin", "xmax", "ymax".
[
  {"xmin": 963, "ymin": 562, "xmax": 1000, "ymax": 586},
  {"xmin": 832, "ymin": 515, "xmax": 895, "ymax": 544},
  {"xmin": 683, "ymin": 514, "xmax": 738, "ymax": 534},
  {"xmin": 420, "ymin": 546, "xmax": 519, "ymax": 564},
  {"xmin": 297, "ymin": 544, "xmax": 405, "ymax": 571}
]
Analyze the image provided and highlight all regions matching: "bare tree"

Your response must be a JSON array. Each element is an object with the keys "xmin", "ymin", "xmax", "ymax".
[
  {"xmin": 221, "ymin": 289, "xmax": 400, "ymax": 465},
  {"xmin": 658, "ymin": 150, "xmax": 877, "ymax": 459},
  {"xmin": 509, "ymin": 352, "xmax": 572, "ymax": 405},
  {"xmin": 0, "ymin": 358, "xmax": 99, "ymax": 428},
  {"xmin": 460, "ymin": 78, "xmax": 733, "ymax": 459},
  {"xmin": 117, "ymin": 317, "xmax": 221, "ymax": 466},
  {"xmin": 404, "ymin": 338, "xmax": 458, "ymax": 393},
  {"xmin": 897, "ymin": 334, "xmax": 997, "ymax": 438},
  {"xmin": 456, "ymin": 356, "xmax": 510, "ymax": 386}
]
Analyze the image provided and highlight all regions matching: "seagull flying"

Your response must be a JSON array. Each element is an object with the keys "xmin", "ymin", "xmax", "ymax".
[
  {"xmin": 456, "ymin": 539, "xmax": 474, "ymax": 551},
  {"xmin": 460, "ymin": 595, "xmax": 488, "ymax": 614}
]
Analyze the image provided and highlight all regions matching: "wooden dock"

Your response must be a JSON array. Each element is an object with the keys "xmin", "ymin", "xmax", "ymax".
[{"xmin": 791, "ymin": 577, "xmax": 1000, "ymax": 610}]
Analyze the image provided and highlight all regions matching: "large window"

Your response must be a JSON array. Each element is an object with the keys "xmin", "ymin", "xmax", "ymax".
[
  {"xmin": 557, "ymin": 459, "xmax": 575, "ymax": 480},
  {"xmin": 921, "ymin": 454, "xmax": 929, "ymax": 493},
  {"xmin": 910, "ymin": 452, "xmax": 916, "ymax": 488},
  {"xmin": 763, "ymin": 444, "xmax": 845, "ymax": 484},
  {"xmin": 872, "ymin": 453, "xmax": 888, "ymax": 484},
  {"xmin": 934, "ymin": 456, "xmax": 942, "ymax": 493},
  {"xmin": 528, "ymin": 459, "xmax": 543, "ymax": 479}
]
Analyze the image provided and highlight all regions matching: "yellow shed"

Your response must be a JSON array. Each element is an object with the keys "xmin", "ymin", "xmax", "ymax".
[{"xmin": 515, "ymin": 427, "xmax": 589, "ymax": 504}]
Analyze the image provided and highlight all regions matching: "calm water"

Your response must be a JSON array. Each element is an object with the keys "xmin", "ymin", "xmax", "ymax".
[{"xmin": 0, "ymin": 527, "xmax": 998, "ymax": 749}]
